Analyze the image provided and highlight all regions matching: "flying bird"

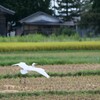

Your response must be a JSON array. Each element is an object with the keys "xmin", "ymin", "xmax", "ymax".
[{"xmin": 12, "ymin": 62, "xmax": 50, "ymax": 78}]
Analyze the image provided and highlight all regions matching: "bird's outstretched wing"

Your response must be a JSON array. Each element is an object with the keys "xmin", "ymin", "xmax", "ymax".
[
  {"xmin": 33, "ymin": 68, "xmax": 50, "ymax": 78},
  {"xmin": 12, "ymin": 62, "xmax": 28, "ymax": 70}
]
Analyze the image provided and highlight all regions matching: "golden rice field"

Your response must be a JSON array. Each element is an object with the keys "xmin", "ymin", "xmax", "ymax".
[{"xmin": 0, "ymin": 41, "xmax": 100, "ymax": 52}]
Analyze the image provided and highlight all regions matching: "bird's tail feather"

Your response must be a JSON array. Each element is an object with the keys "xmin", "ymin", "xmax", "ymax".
[{"xmin": 33, "ymin": 68, "xmax": 50, "ymax": 78}]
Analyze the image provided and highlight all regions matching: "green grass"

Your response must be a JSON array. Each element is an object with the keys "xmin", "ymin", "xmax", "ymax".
[
  {"xmin": 0, "ymin": 34, "xmax": 77, "ymax": 42},
  {"xmin": 0, "ymin": 90, "xmax": 100, "ymax": 99},
  {"xmin": 0, "ymin": 34, "xmax": 100, "ymax": 42},
  {"xmin": 0, "ymin": 50, "xmax": 100, "ymax": 66}
]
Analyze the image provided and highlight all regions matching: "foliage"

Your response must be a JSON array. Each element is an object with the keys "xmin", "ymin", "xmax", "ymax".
[
  {"xmin": 79, "ymin": 0, "xmax": 100, "ymax": 35},
  {"xmin": 92, "ymin": 0, "xmax": 100, "ymax": 12},
  {"xmin": 80, "ymin": 0, "xmax": 92, "ymax": 13},
  {"xmin": 0, "ymin": 34, "xmax": 61, "ymax": 42},
  {"xmin": 0, "ymin": 34, "xmax": 100, "ymax": 42},
  {"xmin": 58, "ymin": 27, "xmax": 76, "ymax": 36},
  {"xmin": 0, "ymin": 0, "xmax": 52, "ymax": 22},
  {"xmin": 91, "ymin": 0, "xmax": 100, "ymax": 33},
  {"xmin": 55, "ymin": 0, "xmax": 81, "ymax": 20},
  {"xmin": 79, "ymin": 12, "xmax": 100, "ymax": 35}
]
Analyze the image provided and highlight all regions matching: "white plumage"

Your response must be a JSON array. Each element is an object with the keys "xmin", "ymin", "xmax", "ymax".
[{"xmin": 12, "ymin": 62, "xmax": 50, "ymax": 78}]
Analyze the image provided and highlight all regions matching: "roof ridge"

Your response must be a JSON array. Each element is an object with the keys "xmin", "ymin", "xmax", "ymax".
[
  {"xmin": 0, "ymin": 5, "xmax": 15, "ymax": 15},
  {"xmin": 19, "ymin": 11, "xmax": 62, "ymax": 23}
]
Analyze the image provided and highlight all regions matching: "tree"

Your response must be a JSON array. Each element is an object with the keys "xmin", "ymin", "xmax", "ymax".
[
  {"xmin": 92, "ymin": 0, "xmax": 100, "ymax": 12},
  {"xmin": 0, "ymin": 0, "xmax": 52, "ymax": 22},
  {"xmin": 79, "ymin": 0, "xmax": 100, "ymax": 35},
  {"xmin": 53, "ymin": 0, "xmax": 82, "ymax": 21},
  {"xmin": 92, "ymin": 0, "xmax": 100, "ymax": 34}
]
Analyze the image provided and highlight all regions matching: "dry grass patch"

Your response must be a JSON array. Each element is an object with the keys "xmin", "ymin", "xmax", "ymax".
[
  {"xmin": 0, "ymin": 76, "xmax": 100, "ymax": 92},
  {"xmin": 43, "ymin": 64, "xmax": 100, "ymax": 73}
]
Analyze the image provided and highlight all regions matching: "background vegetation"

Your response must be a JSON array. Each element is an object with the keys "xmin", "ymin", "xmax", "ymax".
[
  {"xmin": 0, "ymin": 34, "xmax": 100, "ymax": 42},
  {"xmin": 0, "ymin": 0, "xmax": 99, "ymax": 35},
  {"xmin": 0, "ymin": 0, "xmax": 52, "ymax": 22}
]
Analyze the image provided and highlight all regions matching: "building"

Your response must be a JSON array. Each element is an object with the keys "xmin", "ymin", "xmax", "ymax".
[
  {"xmin": 0, "ymin": 5, "xmax": 15, "ymax": 36},
  {"xmin": 19, "ymin": 11, "xmax": 63, "ymax": 35}
]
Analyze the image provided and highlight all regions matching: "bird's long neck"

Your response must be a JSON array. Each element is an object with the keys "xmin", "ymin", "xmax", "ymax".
[{"xmin": 32, "ymin": 65, "xmax": 36, "ymax": 67}]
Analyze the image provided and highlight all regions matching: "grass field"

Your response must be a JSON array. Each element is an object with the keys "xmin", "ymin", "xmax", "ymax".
[
  {"xmin": 0, "ymin": 34, "xmax": 100, "ymax": 42},
  {"xmin": 0, "ymin": 50, "xmax": 100, "ymax": 66},
  {"xmin": 0, "ymin": 49, "xmax": 100, "ymax": 100}
]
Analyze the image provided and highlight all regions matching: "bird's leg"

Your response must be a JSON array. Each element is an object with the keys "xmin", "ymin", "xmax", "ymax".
[
  {"xmin": 19, "ymin": 75, "xmax": 24, "ymax": 84},
  {"xmin": 19, "ymin": 77, "xmax": 21, "ymax": 84},
  {"xmin": 19, "ymin": 76, "xmax": 22, "ymax": 84},
  {"xmin": 23, "ymin": 77, "xmax": 26, "ymax": 85},
  {"xmin": 23, "ymin": 75, "xmax": 27, "ymax": 86}
]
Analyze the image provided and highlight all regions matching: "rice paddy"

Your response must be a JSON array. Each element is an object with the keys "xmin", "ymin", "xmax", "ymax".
[
  {"xmin": 0, "ymin": 45, "xmax": 100, "ymax": 99},
  {"xmin": 0, "ymin": 41, "xmax": 100, "ymax": 52}
]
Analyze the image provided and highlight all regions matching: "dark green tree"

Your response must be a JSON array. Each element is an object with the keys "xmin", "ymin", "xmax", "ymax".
[
  {"xmin": 54, "ymin": 0, "xmax": 82, "ymax": 21},
  {"xmin": 0, "ymin": 0, "xmax": 52, "ymax": 21},
  {"xmin": 92, "ymin": 0, "xmax": 100, "ymax": 12},
  {"xmin": 79, "ymin": 0, "xmax": 100, "ymax": 35},
  {"xmin": 92, "ymin": 0, "xmax": 100, "ymax": 34}
]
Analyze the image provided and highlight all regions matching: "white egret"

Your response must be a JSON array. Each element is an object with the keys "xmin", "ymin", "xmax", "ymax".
[{"xmin": 12, "ymin": 62, "xmax": 50, "ymax": 78}]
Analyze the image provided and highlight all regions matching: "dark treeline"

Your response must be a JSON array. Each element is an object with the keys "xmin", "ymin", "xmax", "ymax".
[
  {"xmin": 0, "ymin": 0, "xmax": 52, "ymax": 21},
  {"xmin": 79, "ymin": 0, "xmax": 100, "ymax": 34}
]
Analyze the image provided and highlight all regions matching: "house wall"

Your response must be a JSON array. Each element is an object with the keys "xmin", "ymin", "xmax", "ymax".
[
  {"xmin": 22, "ymin": 24, "xmax": 60, "ymax": 35},
  {"xmin": 0, "ymin": 12, "xmax": 7, "ymax": 36}
]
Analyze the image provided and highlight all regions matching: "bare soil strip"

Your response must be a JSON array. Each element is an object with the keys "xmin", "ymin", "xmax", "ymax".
[
  {"xmin": 0, "ymin": 64, "xmax": 100, "ymax": 75},
  {"xmin": 0, "ymin": 76, "xmax": 100, "ymax": 92}
]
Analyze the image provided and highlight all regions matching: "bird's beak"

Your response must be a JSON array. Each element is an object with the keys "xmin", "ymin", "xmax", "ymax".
[{"xmin": 12, "ymin": 63, "xmax": 19, "ymax": 66}]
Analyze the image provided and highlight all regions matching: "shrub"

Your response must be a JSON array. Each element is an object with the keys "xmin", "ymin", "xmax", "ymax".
[{"xmin": 58, "ymin": 26, "xmax": 76, "ymax": 36}]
